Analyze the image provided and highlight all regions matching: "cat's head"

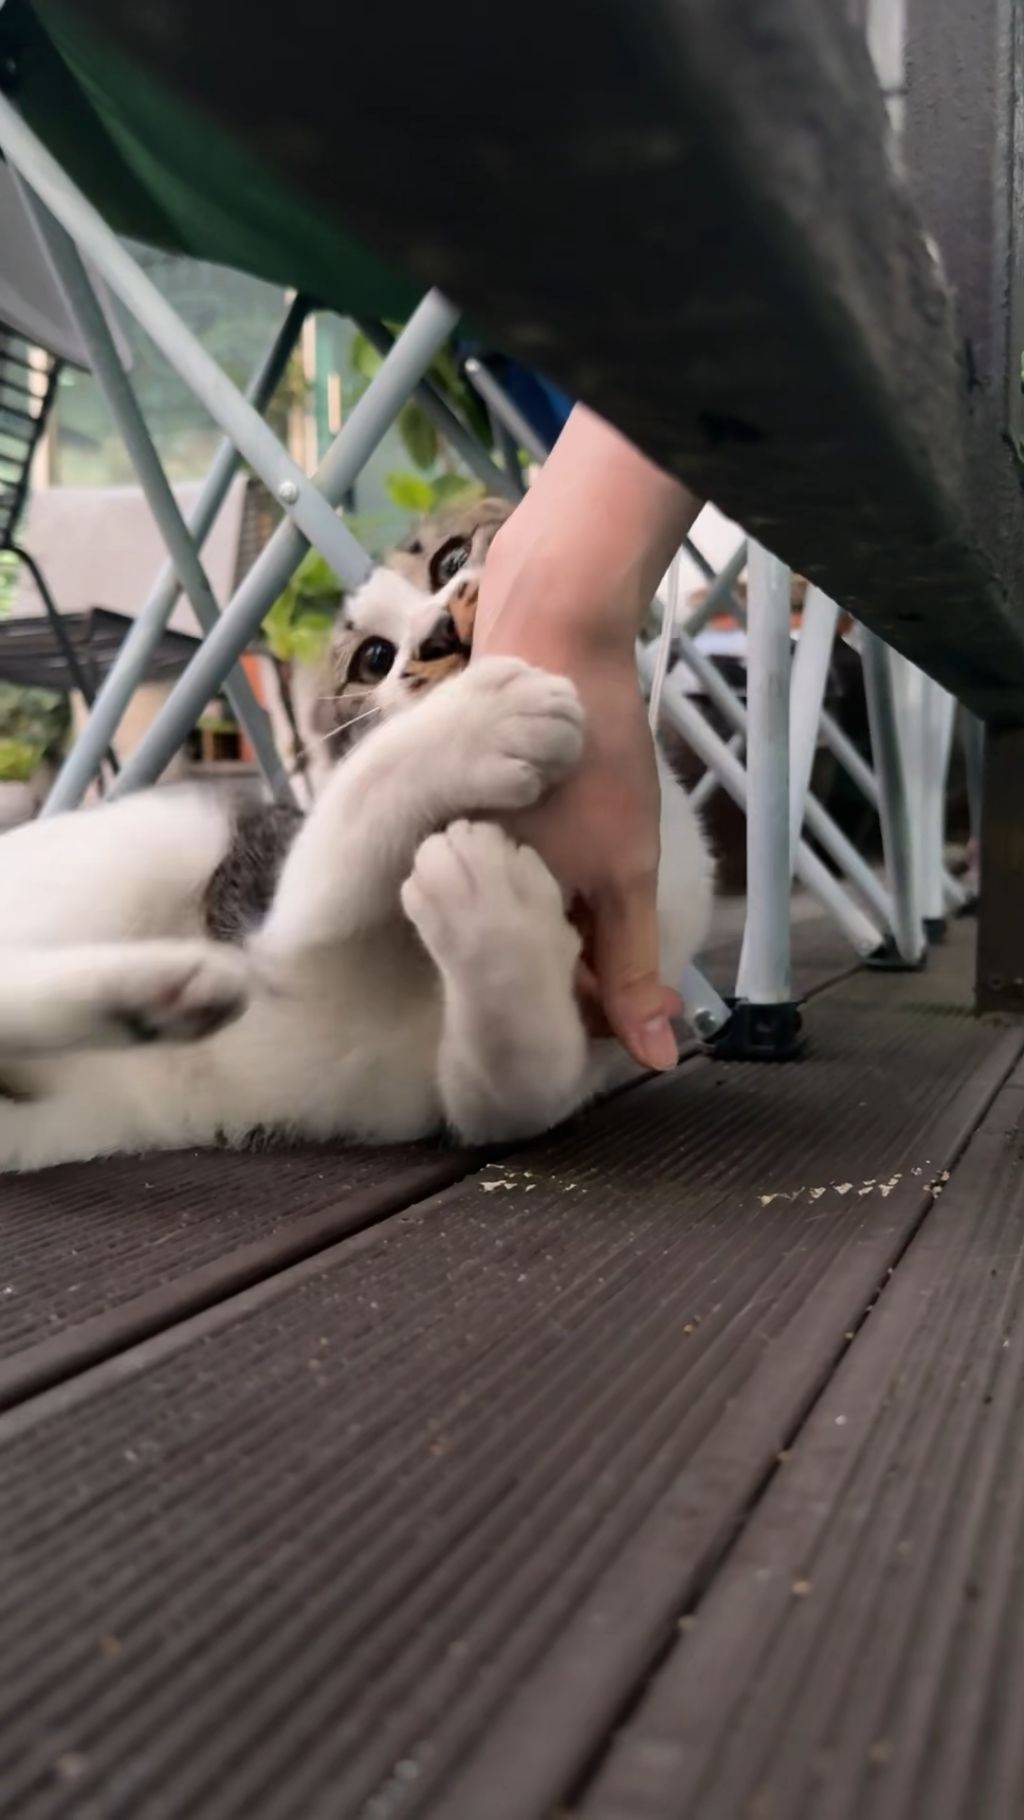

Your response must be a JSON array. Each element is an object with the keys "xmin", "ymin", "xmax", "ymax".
[{"xmin": 314, "ymin": 495, "xmax": 512, "ymax": 748}]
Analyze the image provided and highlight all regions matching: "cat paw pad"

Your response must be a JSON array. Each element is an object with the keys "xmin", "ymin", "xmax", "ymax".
[{"xmin": 110, "ymin": 945, "xmax": 249, "ymax": 1045}]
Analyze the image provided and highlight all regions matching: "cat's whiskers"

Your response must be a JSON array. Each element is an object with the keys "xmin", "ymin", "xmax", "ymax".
[{"xmin": 322, "ymin": 703, "xmax": 382, "ymax": 743}]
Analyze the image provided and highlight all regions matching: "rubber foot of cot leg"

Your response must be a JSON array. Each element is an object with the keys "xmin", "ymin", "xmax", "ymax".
[
  {"xmin": 864, "ymin": 935, "xmax": 928, "ymax": 972},
  {"xmin": 706, "ymin": 998, "xmax": 805, "ymax": 1062}
]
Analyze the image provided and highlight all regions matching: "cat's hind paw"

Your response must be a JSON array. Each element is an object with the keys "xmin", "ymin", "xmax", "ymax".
[
  {"xmin": 401, "ymin": 819, "xmax": 577, "ymax": 973},
  {"xmin": 105, "ymin": 942, "xmax": 250, "ymax": 1046}
]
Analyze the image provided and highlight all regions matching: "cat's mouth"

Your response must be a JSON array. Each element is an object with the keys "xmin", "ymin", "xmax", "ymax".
[{"xmin": 416, "ymin": 610, "xmax": 470, "ymax": 664}]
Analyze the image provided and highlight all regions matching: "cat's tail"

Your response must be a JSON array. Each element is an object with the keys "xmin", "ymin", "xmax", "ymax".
[{"xmin": 0, "ymin": 940, "xmax": 249, "ymax": 1055}]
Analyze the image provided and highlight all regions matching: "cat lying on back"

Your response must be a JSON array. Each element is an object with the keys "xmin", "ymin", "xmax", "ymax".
[{"xmin": 0, "ymin": 500, "xmax": 713, "ymax": 1170}]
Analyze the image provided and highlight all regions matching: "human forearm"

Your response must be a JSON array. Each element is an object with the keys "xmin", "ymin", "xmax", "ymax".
[{"xmin": 476, "ymin": 404, "xmax": 701, "ymax": 661}]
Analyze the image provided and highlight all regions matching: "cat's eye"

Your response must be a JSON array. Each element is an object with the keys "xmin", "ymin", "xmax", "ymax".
[
  {"xmin": 429, "ymin": 535, "xmax": 471, "ymax": 591},
  {"xmin": 349, "ymin": 636, "xmax": 396, "ymax": 684}
]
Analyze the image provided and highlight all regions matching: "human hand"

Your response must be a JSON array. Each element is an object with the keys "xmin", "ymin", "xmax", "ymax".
[
  {"xmin": 473, "ymin": 537, "xmax": 679, "ymax": 1071},
  {"xmin": 472, "ymin": 407, "xmax": 701, "ymax": 1068}
]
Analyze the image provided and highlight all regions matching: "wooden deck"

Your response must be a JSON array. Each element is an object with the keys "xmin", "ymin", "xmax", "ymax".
[{"xmin": 2, "ymin": 917, "xmax": 1022, "ymax": 1819}]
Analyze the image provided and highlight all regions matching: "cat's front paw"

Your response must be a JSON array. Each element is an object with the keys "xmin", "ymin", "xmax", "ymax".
[{"xmin": 456, "ymin": 658, "xmax": 584, "ymax": 811}]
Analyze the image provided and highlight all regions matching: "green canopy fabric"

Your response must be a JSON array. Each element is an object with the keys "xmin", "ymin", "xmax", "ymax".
[{"xmin": 1, "ymin": 0, "xmax": 421, "ymax": 319}]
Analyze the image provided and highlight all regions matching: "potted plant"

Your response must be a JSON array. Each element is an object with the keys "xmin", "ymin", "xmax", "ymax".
[{"xmin": 0, "ymin": 685, "xmax": 70, "ymax": 826}]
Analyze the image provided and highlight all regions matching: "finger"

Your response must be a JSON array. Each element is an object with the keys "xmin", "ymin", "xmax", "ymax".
[
  {"xmin": 575, "ymin": 963, "xmax": 682, "ymax": 1042},
  {"xmin": 662, "ymin": 987, "xmax": 685, "ymax": 1021},
  {"xmin": 591, "ymin": 876, "xmax": 678, "ymax": 1070}
]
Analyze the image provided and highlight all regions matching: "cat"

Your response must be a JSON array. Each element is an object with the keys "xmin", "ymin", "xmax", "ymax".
[{"xmin": 0, "ymin": 501, "xmax": 713, "ymax": 1171}]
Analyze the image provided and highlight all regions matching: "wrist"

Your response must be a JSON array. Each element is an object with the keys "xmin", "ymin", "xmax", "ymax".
[{"xmin": 475, "ymin": 529, "xmax": 643, "ymax": 670}]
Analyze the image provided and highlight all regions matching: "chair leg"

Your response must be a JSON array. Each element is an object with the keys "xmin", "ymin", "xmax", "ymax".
[
  {"xmin": 922, "ymin": 677, "xmax": 959, "ymax": 926},
  {"xmin": 462, "ymin": 358, "xmax": 549, "ymax": 464},
  {"xmin": 21, "ymin": 188, "xmax": 296, "ymax": 805},
  {"xmin": 736, "ymin": 543, "xmax": 793, "ymax": 1010},
  {"xmin": 667, "ymin": 601, "xmax": 893, "ymax": 929},
  {"xmin": 108, "ymin": 296, "xmax": 462, "ymax": 794},
  {"xmin": 42, "ymin": 297, "xmax": 308, "ymax": 815},
  {"xmin": 860, "ymin": 631, "xmax": 925, "ymax": 965},
  {"xmin": 788, "ymin": 584, "xmax": 839, "ymax": 859},
  {"xmin": 640, "ymin": 638, "xmax": 883, "ymax": 965}
]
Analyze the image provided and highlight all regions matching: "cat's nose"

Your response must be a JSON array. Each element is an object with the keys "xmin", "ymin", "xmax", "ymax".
[{"xmin": 417, "ymin": 610, "xmax": 467, "ymax": 663}]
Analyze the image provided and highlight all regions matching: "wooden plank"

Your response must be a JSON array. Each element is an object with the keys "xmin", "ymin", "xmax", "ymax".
[
  {"xmin": 63, "ymin": 0, "xmax": 1024, "ymax": 717},
  {"xmin": 0, "ymin": 911, "xmax": 847, "ymax": 1412},
  {"xmin": 0, "ymin": 928, "xmax": 1016, "ymax": 1820},
  {"xmin": 581, "ymin": 1060, "xmax": 1024, "ymax": 1820},
  {"xmin": 0, "ymin": 1142, "xmax": 473, "ymax": 1409}
]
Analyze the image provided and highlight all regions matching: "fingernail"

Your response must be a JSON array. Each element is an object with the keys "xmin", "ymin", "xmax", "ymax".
[{"xmin": 637, "ymin": 1014, "xmax": 678, "ymax": 1072}]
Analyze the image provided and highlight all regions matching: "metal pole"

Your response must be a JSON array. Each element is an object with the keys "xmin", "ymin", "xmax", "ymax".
[
  {"xmin": 819, "ymin": 706, "xmax": 879, "ymax": 807},
  {"xmin": 690, "ymin": 732, "xmax": 745, "ymax": 812},
  {"xmin": 736, "ymin": 543, "xmax": 793, "ymax": 1002},
  {"xmin": 820, "ymin": 686, "xmax": 964, "ymax": 909},
  {"xmin": 0, "ymin": 92, "xmax": 444, "ymax": 588},
  {"xmin": 923, "ymin": 677, "xmax": 962, "ymax": 915},
  {"xmin": 355, "ymin": 320, "xmax": 518, "ymax": 500},
  {"xmin": 658, "ymin": 614, "xmax": 894, "ymax": 928},
  {"xmin": 860, "ymin": 631, "xmax": 925, "ymax": 963},
  {"xmin": 681, "ymin": 542, "xmax": 747, "ymax": 637},
  {"xmin": 891, "ymin": 649, "xmax": 928, "ymax": 910},
  {"xmin": 7, "ymin": 543, "xmax": 106, "ymax": 718},
  {"xmin": 788, "ymin": 584, "xmax": 839, "ymax": 861},
  {"xmin": 655, "ymin": 668, "xmax": 882, "ymax": 956},
  {"xmin": 110, "ymin": 297, "xmax": 458, "ymax": 795},
  {"xmin": 42, "ymin": 295, "xmax": 307, "ymax": 815},
  {"xmin": 681, "ymin": 534, "xmax": 746, "ymax": 625},
  {"xmin": 462, "ymin": 358, "xmax": 549, "ymax": 464},
  {"xmin": 21, "ymin": 188, "xmax": 295, "ymax": 805},
  {"xmin": 678, "ymin": 962, "xmax": 731, "ymax": 1040}
]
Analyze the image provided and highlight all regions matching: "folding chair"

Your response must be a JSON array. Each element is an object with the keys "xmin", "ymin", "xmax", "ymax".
[{"xmin": 0, "ymin": 160, "xmax": 125, "ymax": 767}]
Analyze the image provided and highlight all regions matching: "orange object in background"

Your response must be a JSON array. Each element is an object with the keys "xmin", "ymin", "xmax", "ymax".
[{"xmin": 237, "ymin": 652, "xmax": 266, "ymax": 765}]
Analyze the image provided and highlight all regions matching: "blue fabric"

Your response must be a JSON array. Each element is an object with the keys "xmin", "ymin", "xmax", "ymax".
[
  {"xmin": 492, "ymin": 357, "xmax": 573, "ymax": 450},
  {"xmin": 455, "ymin": 339, "xmax": 573, "ymax": 452}
]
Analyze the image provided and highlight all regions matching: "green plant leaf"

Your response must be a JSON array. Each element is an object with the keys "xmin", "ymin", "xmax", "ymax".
[
  {"xmin": 349, "ymin": 331, "xmax": 383, "ymax": 383},
  {"xmin": 0, "ymin": 737, "xmax": 42, "ymax": 782},
  {"xmin": 385, "ymin": 471, "xmax": 436, "ymax": 513},
  {"xmin": 290, "ymin": 613, "xmax": 334, "ymax": 666},
  {"xmin": 430, "ymin": 473, "xmax": 485, "ymax": 507},
  {"xmin": 398, "ymin": 399, "xmax": 439, "ymax": 470},
  {"xmin": 262, "ymin": 547, "xmax": 342, "ymax": 659},
  {"xmin": 292, "ymin": 549, "xmax": 342, "ymax": 603}
]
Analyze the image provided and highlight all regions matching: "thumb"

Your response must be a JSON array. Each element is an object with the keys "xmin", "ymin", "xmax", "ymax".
[{"xmin": 591, "ymin": 874, "xmax": 678, "ymax": 1071}]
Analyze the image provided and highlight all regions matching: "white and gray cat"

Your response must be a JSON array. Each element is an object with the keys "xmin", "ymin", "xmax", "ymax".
[{"xmin": 0, "ymin": 501, "xmax": 713, "ymax": 1171}]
